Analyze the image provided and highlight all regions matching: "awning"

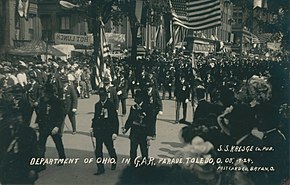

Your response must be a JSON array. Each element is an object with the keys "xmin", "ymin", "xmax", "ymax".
[
  {"xmin": 9, "ymin": 40, "xmax": 66, "ymax": 56},
  {"xmin": 53, "ymin": 44, "xmax": 75, "ymax": 58}
]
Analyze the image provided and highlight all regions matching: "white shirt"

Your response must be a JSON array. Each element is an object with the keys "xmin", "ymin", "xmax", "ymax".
[{"xmin": 17, "ymin": 72, "xmax": 27, "ymax": 87}]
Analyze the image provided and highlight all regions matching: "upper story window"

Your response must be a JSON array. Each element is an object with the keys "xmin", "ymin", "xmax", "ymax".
[
  {"xmin": 28, "ymin": 15, "xmax": 35, "ymax": 40},
  {"xmin": 60, "ymin": 16, "xmax": 70, "ymax": 31}
]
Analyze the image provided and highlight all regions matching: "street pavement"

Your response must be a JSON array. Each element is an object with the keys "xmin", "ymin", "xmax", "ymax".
[{"xmin": 35, "ymin": 94, "xmax": 194, "ymax": 185}]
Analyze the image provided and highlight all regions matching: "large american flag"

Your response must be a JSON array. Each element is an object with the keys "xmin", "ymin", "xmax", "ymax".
[
  {"xmin": 94, "ymin": 21, "xmax": 110, "ymax": 86},
  {"xmin": 171, "ymin": 0, "xmax": 221, "ymax": 30}
]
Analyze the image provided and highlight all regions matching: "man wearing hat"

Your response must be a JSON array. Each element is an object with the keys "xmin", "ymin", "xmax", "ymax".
[
  {"xmin": 60, "ymin": 76, "xmax": 78, "ymax": 135},
  {"xmin": 174, "ymin": 76, "xmax": 190, "ymax": 124},
  {"xmin": 20, "ymin": 70, "xmax": 41, "ymax": 126},
  {"xmin": 103, "ymin": 77, "xmax": 118, "ymax": 111},
  {"xmin": 122, "ymin": 90, "xmax": 154, "ymax": 165},
  {"xmin": 193, "ymin": 85, "xmax": 214, "ymax": 124},
  {"xmin": 37, "ymin": 84, "xmax": 66, "ymax": 164},
  {"xmin": 116, "ymin": 73, "xmax": 128, "ymax": 115},
  {"xmin": 90, "ymin": 87, "xmax": 119, "ymax": 175},
  {"xmin": 143, "ymin": 81, "xmax": 163, "ymax": 139}
]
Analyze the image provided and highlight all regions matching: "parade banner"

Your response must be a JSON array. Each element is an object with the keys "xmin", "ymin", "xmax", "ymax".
[{"xmin": 54, "ymin": 33, "xmax": 93, "ymax": 46}]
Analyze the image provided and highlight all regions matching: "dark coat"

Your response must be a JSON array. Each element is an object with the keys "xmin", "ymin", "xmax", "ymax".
[
  {"xmin": 143, "ymin": 88, "xmax": 163, "ymax": 115},
  {"xmin": 60, "ymin": 84, "xmax": 78, "ymax": 114},
  {"xmin": 106, "ymin": 86, "xmax": 118, "ymax": 110},
  {"xmin": 193, "ymin": 100, "xmax": 219, "ymax": 124},
  {"xmin": 91, "ymin": 99, "xmax": 119, "ymax": 136},
  {"xmin": 0, "ymin": 121, "xmax": 39, "ymax": 184},
  {"xmin": 235, "ymin": 134, "xmax": 268, "ymax": 185},
  {"xmin": 116, "ymin": 77, "xmax": 128, "ymax": 99},
  {"xmin": 124, "ymin": 103, "xmax": 154, "ymax": 138},
  {"xmin": 174, "ymin": 81, "xmax": 190, "ymax": 101},
  {"xmin": 22, "ymin": 81, "xmax": 41, "ymax": 107},
  {"xmin": 262, "ymin": 129, "xmax": 288, "ymax": 184},
  {"xmin": 38, "ymin": 95, "xmax": 64, "ymax": 131}
]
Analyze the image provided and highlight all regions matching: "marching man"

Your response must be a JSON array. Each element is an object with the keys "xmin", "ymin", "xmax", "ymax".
[
  {"xmin": 122, "ymin": 90, "xmax": 154, "ymax": 166},
  {"xmin": 90, "ymin": 88, "xmax": 119, "ymax": 175}
]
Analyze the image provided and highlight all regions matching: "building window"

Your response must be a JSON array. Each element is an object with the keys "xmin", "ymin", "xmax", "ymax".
[
  {"xmin": 41, "ymin": 15, "xmax": 52, "ymax": 40},
  {"xmin": 29, "ymin": 15, "xmax": 35, "ymax": 40},
  {"xmin": 60, "ymin": 16, "xmax": 70, "ymax": 32}
]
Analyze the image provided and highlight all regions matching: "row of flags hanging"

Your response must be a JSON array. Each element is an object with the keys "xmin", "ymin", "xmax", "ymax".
[
  {"xmin": 171, "ymin": 0, "xmax": 221, "ymax": 31},
  {"xmin": 95, "ymin": 0, "xmax": 222, "ymax": 85},
  {"xmin": 14, "ymin": 0, "xmax": 222, "ymax": 85},
  {"xmin": 167, "ymin": 0, "xmax": 221, "ymax": 47}
]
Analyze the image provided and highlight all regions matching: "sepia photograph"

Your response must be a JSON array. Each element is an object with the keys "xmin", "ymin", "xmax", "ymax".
[{"xmin": 0, "ymin": 0, "xmax": 289, "ymax": 184}]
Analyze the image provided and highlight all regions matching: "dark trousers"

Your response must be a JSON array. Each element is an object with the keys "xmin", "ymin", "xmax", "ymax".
[
  {"xmin": 61, "ymin": 112, "xmax": 77, "ymax": 133},
  {"xmin": 94, "ymin": 133, "xmax": 117, "ymax": 171},
  {"xmin": 117, "ymin": 97, "xmax": 127, "ymax": 115},
  {"xmin": 38, "ymin": 128, "xmax": 66, "ymax": 159},
  {"xmin": 130, "ymin": 137, "xmax": 148, "ymax": 165},
  {"xmin": 176, "ymin": 100, "xmax": 187, "ymax": 122},
  {"xmin": 147, "ymin": 111, "xmax": 158, "ymax": 137}
]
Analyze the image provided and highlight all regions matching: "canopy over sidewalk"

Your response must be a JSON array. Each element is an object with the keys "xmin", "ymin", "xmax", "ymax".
[{"xmin": 9, "ymin": 40, "xmax": 66, "ymax": 56}]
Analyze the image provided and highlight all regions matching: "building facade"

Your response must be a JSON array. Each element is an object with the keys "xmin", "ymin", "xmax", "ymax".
[{"xmin": 0, "ymin": 0, "xmax": 42, "ymax": 53}]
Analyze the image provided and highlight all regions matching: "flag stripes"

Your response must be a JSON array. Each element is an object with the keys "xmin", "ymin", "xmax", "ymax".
[
  {"xmin": 171, "ymin": 0, "xmax": 221, "ymax": 31},
  {"xmin": 94, "ymin": 21, "xmax": 110, "ymax": 86},
  {"xmin": 100, "ymin": 22, "xmax": 110, "ymax": 58}
]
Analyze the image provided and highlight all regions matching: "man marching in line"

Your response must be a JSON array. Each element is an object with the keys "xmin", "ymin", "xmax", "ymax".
[
  {"xmin": 37, "ymin": 84, "xmax": 66, "ymax": 166},
  {"xmin": 143, "ymin": 81, "xmax": 163, "ymax": 140},
  {"xmin": 122, "ymin": 90, "xmax": 154, "ymax": 166},
  {"xmin": 90, "ymin": 88, "xmax": 119, "ymax": 175},
  {"xmin": 102, "ymin": 77, "xmax": 118, "ymax": 111},
  {"xmin": 60, "ymin": 76, "xmax": 78, "ymax": 135}
]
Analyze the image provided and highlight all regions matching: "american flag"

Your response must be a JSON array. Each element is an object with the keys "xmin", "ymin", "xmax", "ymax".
[
  {"xmin": 171, "ymin": 0, "xmax": 221, "ymax": 31},
  {"xmin": 94, "ymin": 22, "xmax": 110, "ymax": 86},
  {"xmin": 101, "ymin": 22, "xmax": 110, "ymax": 58}
]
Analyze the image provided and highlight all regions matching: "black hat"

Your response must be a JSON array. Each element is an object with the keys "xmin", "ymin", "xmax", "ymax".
[{"xmin": 98, "ymin": 87, "xmax": 107, "ymax": 96}]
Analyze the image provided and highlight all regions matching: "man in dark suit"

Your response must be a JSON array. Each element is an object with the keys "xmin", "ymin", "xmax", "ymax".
[
  {"xmin": 224, "ymin": 104, "xmax": 267, "ymax": 185},
  {"xmin": 162, "ymin": 69, "xmax": 174, "ymax": 100},
  {"xmin": 193, "ymin": 85, "xmax": 212, "ymax": 124},
  {"xmin": 90, "ymin": 88, "xmax": 119, "ymax": 175},
  {"xmin": 174, "ymin": 76, "xmax": 190, "ymax": 123},
  {"xmin": 126, "ymin": 69, "xmax": 136, "ymax": 98},
  {"xmin": 20, "ymin": 70, "xmax": 41, "ymax": 126},
  {"xmin": 255, "ymin": 103, "xmax": 288, "ymax": 184},
  {"xmin": 0, "ymin": 95, "xmax": 39, "ymax": 184},
  {"xmin": 60, "ymin": 76, "xmax": 78, "ymax": 135},
  {"xmin": 122, "ymin": 90, "xmax": 154, "ymax": 165},
  {"xmin": 103, "ymin": 77, "xmax": 118, "ymax": 111},
  {"xmin": 37, "ymin": 84, "xmax": 66, "ymax": 162},
  {"xmin": 143, "ymin": 81, "xmax": 163, "ymax": 139},
  {"xmin": 116, "ymin": 73, "xmax": 128, "ymax": 115}
]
